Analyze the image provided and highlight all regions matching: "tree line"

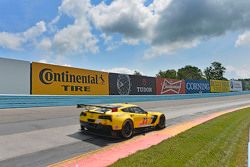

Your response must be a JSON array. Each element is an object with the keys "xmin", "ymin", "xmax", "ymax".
[{"xmin": 134, "ymin": 61, "xmax": 228, "ymax": 80}]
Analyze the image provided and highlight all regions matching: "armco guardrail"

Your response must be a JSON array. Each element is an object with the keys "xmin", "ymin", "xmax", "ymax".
[{"xmin": 0, "ymin": 91, "xmax": 250, "ymax": 109}]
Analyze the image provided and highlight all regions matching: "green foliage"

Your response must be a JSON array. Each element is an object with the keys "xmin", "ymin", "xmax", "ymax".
[
  {"xmin": 177, "ymin": 65, "xmax": 204, "ymax": 80},
  {"xmin": 204, "ymin": 62, "xmax": 227, "ymax": 80},
  {"xmin": 156, "ymin": 66, "xmax": 204, "ymax": 80},
  {"xmin": 155, "ymin": 62, "xmax": 230, "ymax": 81},
  {"xmin": 156, "ymin": 69, "xmax": 177, "ymax": 79},
  {"xmin": 133, "ymin": 70, "xmax": 142, "ymax": 76}
]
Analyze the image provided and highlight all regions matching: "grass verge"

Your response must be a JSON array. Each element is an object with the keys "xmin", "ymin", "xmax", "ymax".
[{"xmin": 111, "ymin": 108, "xmax": 250, "ymax": 167}]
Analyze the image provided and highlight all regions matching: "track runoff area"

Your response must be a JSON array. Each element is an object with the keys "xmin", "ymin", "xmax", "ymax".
[{"xmin": 0, "ymin": 94, "xmax": 249, "ymax": 167}]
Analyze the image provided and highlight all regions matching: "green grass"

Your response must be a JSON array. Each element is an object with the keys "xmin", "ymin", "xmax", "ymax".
[{"xmin": 111, "ymin": 108, "xmax": 250, "ymax": 167}]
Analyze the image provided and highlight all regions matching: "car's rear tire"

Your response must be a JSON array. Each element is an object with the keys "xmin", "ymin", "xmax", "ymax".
[
  {"xmin": 120, "ymin": 119, "xmax": 134, "ymax": 139},
  {"xmin": 156, "ymin": 114, "xmax": 166, "ymax": 129}
]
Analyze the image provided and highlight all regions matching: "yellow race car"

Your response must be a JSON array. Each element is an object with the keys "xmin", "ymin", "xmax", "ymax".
[{"xmin": 78, "ymin": 103, "xmax": 166, "ymax": 138}]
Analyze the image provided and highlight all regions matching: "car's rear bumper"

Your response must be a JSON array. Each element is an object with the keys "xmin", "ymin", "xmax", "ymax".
[{"xmin": 80, "ymin": 121, "xmax": 119, "ymax": 137}]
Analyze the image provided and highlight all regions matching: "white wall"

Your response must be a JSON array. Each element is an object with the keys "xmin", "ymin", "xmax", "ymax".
[{"xmin": 0, "ymin": 58, "xmax": 30, "ymax": 94}]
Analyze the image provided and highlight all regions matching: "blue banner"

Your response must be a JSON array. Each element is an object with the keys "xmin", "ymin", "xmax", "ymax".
[{"xmin": 185, "ymin": 80, "xmax": 210, "ymax": 94}]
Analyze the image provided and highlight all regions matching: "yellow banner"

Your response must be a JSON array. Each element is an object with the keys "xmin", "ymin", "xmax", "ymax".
[
  {"xmin": 32, "ymin": 62, "xmax": 109, "ymax": 95},
  {"xmin": 210, "ymin": 80, "xmax": 230, "ymax": 93}
]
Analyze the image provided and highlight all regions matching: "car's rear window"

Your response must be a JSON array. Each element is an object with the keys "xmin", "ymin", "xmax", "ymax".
[
  {"xmin": 92, "ymin": 105, "xmax": 122, "ymax": 112},
  {"xmin": 94, "ymin": 108, "xmax": 111, "ymax": 112},
  {"xmin": 105, "ymin": 105, "xmax": 122, "ymax": 108}
]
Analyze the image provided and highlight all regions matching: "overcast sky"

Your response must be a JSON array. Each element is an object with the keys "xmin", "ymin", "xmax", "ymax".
[{"xmin": 0, "ymin": 0, "xmax": 250, "ymax": 79}]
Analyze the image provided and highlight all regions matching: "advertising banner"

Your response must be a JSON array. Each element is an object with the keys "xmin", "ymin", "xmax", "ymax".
[
  {"xmin": 242, "ymin": 80, "xmax": 250, "ymax": 90},
  {"xmin": 210, "ymin": 80, "xmax": 230, "ymax": 93},
  {"xmin": 156, "ymin": 78, "xmax": 185, "ymax": 95},
  {"xmin": 109, "ymin": 73, "xmax": 156, "ymax": 95},
  {"xmin": 32, "ymin": 62, "xmax": 109, "ymax": 95},
  {"xmin": 185, "ymin": 80, "xmax": 210, "ymax": 94},
  {"xmin": 0, "ymin": 58, "xmax": 30, "ymax": 94},
  {"xmin": 230, "ymin": 80, "xmax": 243, "ymax": 92}
]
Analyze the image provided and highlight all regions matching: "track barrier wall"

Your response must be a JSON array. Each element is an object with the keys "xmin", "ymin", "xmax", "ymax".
[
  {"xmin": 0, "ymin": 58, "xmax": 246, "ymax": 100},
  {"xmin": 1, "ymin": 91, "xmax": 250, "ymax": 109}
]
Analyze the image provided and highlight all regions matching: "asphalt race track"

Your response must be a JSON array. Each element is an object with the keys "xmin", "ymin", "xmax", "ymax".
[{"xmin": 0, "ymin": 94, "xmax": 250, "ymax": 167}]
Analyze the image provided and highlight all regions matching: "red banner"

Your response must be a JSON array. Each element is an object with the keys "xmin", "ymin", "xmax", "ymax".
[{"xmin": 156, "ymin": 78, "xmax": 186, "ymax": 95}]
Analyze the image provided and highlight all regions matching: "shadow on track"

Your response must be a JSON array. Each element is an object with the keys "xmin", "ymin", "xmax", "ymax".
[
  {"xmin": 68, "ymin": 126, "xmax": 163, "ymax": 147},
  {"xmin": 68, "ymin": 131, "xmax": 125, "ymax": 147}
]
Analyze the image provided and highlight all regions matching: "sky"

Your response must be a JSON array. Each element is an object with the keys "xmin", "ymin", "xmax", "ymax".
[{"xmin": 0, "ymin": 0, "xmax": 250, "ymax": 79}]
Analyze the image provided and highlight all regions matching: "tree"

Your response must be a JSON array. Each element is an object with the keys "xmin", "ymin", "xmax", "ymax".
[
  {"xmin": 156, "ymin": 69, "xmax": 177, "ymax": 79},
  {"xmin": 133, "ymin": 70, "xmax": 142, "ymax": 76},
  {"xmin": 177, "ymin": 65, "xmax": 204, "ymax": 80},
  {"xmin": 204, "ymin": 62, "xmax": 227, "ymax": 80}
]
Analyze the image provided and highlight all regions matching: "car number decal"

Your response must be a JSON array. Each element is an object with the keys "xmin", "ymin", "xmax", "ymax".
[{"xmin": 142, "ymin": 117, "xmax": 148, "ymax": 125}]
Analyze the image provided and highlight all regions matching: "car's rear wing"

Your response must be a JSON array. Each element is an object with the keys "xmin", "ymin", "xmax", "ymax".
[{"xmin": 77, "ymin": 104, "xmax": 118, "ymax": 112}]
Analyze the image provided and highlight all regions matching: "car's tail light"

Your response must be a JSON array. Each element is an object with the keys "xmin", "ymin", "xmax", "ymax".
[{"xmin": 112, "ymin": 108, "xmax": 118, "ymax": 112}]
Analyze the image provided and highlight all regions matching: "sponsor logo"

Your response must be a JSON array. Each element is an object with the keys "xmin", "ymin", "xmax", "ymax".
[
  {"xmin": 161, "ymin": 79, "xmax": 182, "ymax": 94},
  {"xmin": 39, "ymin": 68, "xmax": 105, "ymax": 85},
  {"xmin": 137, "ymin": 78, "xmax": 153, "ymax": 93},
  {"xmin": 61, "ymin": 85, "xmax": 90, "ymax": 92},
  {"xmin": 32, "ymin": 62, "xmax": 109, "ymax": 95},
  {"xmin": 210, "ymin": 80, "xmax": 230, "ymax": 92},
  {"xmin": 116, "ymin": 74, "xmax": 131, "ymax": 95},
  {"xmin": 116, "ymin": 114, "xmax": 125, "ymax": 117},
  {"xmin": 230, "ymin": 82, "xmax": 242, "ymax": 88},
  {"xmin": 230, "ymin": 81, "xmax": 242, "ymax": 90},
  {"xmin": 186, "ymin": 82, "xmax": 210, "ymax": 91},
  {"xmin": 39, "ymin": 68, "xmax": 105, "ymax": 93},
  {"xmin": 137, "ymin": 87, "xmax": 152, "ymax": 92}
]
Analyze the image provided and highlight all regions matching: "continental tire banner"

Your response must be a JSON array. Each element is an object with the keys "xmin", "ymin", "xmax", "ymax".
[
  {"xmin": 156, "ymin": 78, "xmax": 185, "ymax": 95},
  {"xmin": 230, "ymin": 80, "xmax": 242, "ymax": 92},
  {"xmin": 210, "ymin": 80, "xmax": 230, "ymax": 93},
  {"xmin": 109, "ymin": 73, "xmax": 156, "ymax": 95},
  {"xmin": 185, "ymin": 80, "xmax": 210, "ymax": 94},
  {"xmin": 32, "ymin": 62, "xmax": 109, "ymax": 95}
]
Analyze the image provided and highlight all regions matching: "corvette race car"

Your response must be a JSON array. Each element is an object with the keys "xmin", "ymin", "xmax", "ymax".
[{"xmin": 78, "ymin": 103, "xmax": 166, "ymax": 138}]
